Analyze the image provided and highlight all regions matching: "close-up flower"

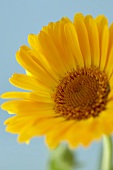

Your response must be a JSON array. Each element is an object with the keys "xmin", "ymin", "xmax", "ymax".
[{"xmin": 1, "ymin": 13, "xmax": 113, "ymax": 149}]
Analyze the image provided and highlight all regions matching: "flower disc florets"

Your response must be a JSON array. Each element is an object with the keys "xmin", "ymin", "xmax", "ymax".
[{"xmin": 53, "ymin": 67, "xmax": 110, "ymax": 120}]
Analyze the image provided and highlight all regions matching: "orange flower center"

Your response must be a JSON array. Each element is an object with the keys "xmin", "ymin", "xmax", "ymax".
[{"xmin": 53, "ymin": 67, "xmax": 110, "ymax": 120}]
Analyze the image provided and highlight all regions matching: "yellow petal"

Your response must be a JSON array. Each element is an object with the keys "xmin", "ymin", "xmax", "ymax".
[
  {"xmin": 99, "ymin": 25, "xmax": 109, "ymax": 71},
  {"xmin": 66, "ymin": 117, "xmax": 102, "ymax": 148},
  {"xmin": 106, "ymin": 98, "xmax": 113, "ymax": 109},
  {"xmin": 16, "ymin": 48, "xmax": 58, "ymax": 87},
  {"xmin": 28, "ymin": 32, "xmax": 66, "ymax": 77},
  {"xmin": 51, "ymin": 20, "xmax": 73, "ymax": 72},
  {"xmin": 1, "ymin": 100, "xmax": 53, "ymax": 114},
  {"xmin": 108, "ymin": 23, "xmax": 113, "ymax": 55},
  {"xmin": 99, "ymin": 109, "xmax": 113, "ymax": 134},
  {"xmin": 46, "ymin": 120, "xmax": 75, "ymax": 148},
  {"xmin": 1, "ymin": 91, "xmax": 52, "ymax": 104},
  {"xmin": 105, "ymin": 46, "xmax": 113, "ymax": 79},
  {"xmin": 30, "ymin": 49, "xmax": 60, "ymax": 82},
  {"xmin": 64, "ymin": 22, "xmax": 84, "ymax": 67},
  {"xmin": 74, "ymin": 13, "xmax": 84, "ymax": 21},
  {"xmin": 42, "ymin": 18, "xmax": 71, "ymax": 72},
  {"xmin": 109, "ymin": 73, "xmax": 113, "ymax": 89},
  {"xmin": 1, "ymin": 92, "xmax": 30, "ymax": 99},
  {"xmin": 18, "ymin": 117, "xmax": 64, "ymax": 143},
  {"xmin": 95, "ymin": 15, "xmax": 108, "ymax": 42},
  {"xmin": 95, "ymin": 16, "xmax": 108, "ymax": 71},
  {"xmin": 59, "ymin": 19, "xmax": 77, "ymax": 71},
  {"xmin": 9, "ymin": 73, "xmax": 50, "ymax": 92},
  {"xmin": 74, "ymin": 13, "xmax": 91, "ymax": 68},
  {"xmin": 104, "ymin": 23, "xmax": 113, "ymax": 79},
  {"xmin": 84, "ymin": 15, "xmax": 100, "ymax": 67}
]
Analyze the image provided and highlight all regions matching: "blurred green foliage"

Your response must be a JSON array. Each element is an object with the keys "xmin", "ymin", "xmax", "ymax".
[{"xmin": 47, "ymin": 144, "xmax": 83, "ymax": 170}]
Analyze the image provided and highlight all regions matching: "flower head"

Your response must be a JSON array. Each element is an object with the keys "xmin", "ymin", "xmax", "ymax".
[{"xmin": 2, "ymin": 13, "xmax": 113, "ymax": 148}]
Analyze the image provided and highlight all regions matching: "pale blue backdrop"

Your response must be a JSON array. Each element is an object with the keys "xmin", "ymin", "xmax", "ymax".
[{"xmin": 1, "ymin": 0, "xmax": 113, "ymax": 170}]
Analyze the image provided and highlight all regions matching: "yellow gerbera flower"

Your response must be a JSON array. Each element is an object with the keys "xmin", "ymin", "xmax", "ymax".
[{"xmin": 1, "ymin": 13, "xmax": 113, "ymax": 148}]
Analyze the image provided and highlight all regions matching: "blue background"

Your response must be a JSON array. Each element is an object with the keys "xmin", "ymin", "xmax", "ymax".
[{"xmin": 1, "ymin": 0, "xmax": 113, "ymax": 170}]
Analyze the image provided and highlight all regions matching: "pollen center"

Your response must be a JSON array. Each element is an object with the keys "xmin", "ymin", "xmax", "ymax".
[{"xmin": 53, "ymin": 67, "xmax": 110, "ymax": 120}]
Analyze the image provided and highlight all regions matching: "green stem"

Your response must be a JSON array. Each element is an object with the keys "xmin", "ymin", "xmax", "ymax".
[{"xmin": 101, "ymin": 135, "xmax": 112, "ymax": 170}]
